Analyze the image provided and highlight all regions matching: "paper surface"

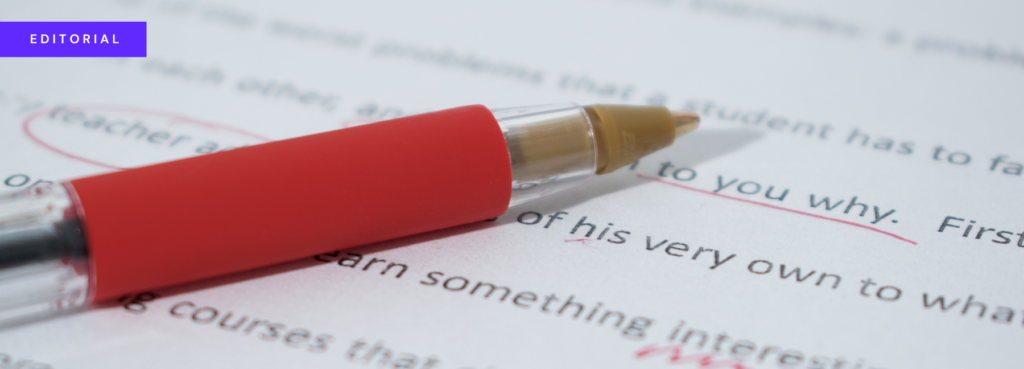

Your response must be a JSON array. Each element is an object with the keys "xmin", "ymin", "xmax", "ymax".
[{"xmin": 2, "ymin": 0, "xmax": 1023, "ymax": 367}]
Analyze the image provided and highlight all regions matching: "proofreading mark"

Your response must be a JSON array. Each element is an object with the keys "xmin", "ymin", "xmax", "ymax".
[
  {"xmin": 636, "ymin": 174, "xmax": 918, "ymax": 245},
  {"xmin": 564, "ymin": 238, "xmax": 598, "ymax": 247},
  {"xmin": 634, "ymin": 344, "xmax": 749, "ymax": 368}
]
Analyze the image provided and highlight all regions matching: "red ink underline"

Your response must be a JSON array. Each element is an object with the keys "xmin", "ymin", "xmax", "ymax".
[{"xmin": 636, "ymin": 174, "xmax": 918, "ymax": 245}]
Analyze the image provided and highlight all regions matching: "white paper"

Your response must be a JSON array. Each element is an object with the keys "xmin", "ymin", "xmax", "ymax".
[{"xmin": 1, "ymin": 0, "xmax": 1023, "ymax": 368}]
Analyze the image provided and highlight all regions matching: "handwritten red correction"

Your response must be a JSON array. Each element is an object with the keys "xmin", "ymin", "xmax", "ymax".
[{"xmin": 635, "ymin": 344, "xmax": 750, "ymax": 368}]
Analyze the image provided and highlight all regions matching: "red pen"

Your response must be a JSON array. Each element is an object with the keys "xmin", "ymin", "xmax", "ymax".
[{"xmin": 0, "ymin": 103, "xmax": 698, "ymax": 325}]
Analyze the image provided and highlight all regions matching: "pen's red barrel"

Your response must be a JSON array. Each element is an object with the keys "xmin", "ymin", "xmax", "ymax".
[
  {"xmin": 0, "ymin": 102, "xmax": 690, "ymax": 324},
  {"xmin": 69, "ymin": 105, "xmax": 512, "ymax": 301}
]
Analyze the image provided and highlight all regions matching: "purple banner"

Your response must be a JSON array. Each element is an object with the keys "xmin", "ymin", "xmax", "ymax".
[{"xmin": 0, "ymin": 22, "xmax": 146, "ymax": 57}]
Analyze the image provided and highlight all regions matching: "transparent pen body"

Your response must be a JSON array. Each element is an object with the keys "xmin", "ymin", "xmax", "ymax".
[
  {"xmin": 0, "ymin": 103, "xmax": 601, "ymax": 326},
  {"xmin": 493, "ymin": 103, "xmax": 598, "ymax": 206},
  {"xmin": 0, "ymin": 184, "xmax": 91, "ymax": 326}
]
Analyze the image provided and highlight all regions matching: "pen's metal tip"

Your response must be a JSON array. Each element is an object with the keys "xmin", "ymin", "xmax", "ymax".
[{"xmin": 672, "ymin": 111, "xmax": 700, "ymax": 137}]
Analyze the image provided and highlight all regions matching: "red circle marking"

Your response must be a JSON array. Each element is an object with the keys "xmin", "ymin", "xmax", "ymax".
[{"xmin": 22, "ymin": 105, "xmax": 273, "ymax": 170}]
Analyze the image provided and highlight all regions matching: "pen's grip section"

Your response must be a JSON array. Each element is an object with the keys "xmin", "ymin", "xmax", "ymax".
[{"xmin": 70, "ymin": 105, "xmax": 512, "ymax": 301}]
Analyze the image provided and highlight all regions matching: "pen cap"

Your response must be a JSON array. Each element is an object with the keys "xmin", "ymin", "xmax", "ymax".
[{"xmin": 583, "ymin": 105, "xmax": 676, "ymax": 174}]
